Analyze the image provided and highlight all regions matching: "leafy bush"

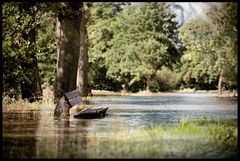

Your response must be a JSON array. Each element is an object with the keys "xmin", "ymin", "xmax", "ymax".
[{"xmin": 149, "ymin": 66, "xmax": 178, "ymax": 92}]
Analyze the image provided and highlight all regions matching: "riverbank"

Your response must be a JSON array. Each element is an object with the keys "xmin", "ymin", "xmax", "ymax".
[
  {"xmin": 91, "ymin": 89, "xmax": 237, "ymax": 97},
  {"xmin": 3, "ymin": 88, "xmax": 237, "ymax": 112}
]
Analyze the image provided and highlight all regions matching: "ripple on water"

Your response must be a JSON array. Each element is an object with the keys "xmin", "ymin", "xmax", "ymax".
[{"xmin": 2, "ymin": 94, "xmax": 237, "ymax": 158}]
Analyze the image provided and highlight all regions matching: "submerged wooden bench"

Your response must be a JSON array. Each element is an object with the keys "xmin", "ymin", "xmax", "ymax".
[
  {"xmin": 64, "ymin": 89, "xmax": 83, "ymax": 108},
  {"xmin": 64, "ymin": 89, "xmax": 108, "ymax": 119}
]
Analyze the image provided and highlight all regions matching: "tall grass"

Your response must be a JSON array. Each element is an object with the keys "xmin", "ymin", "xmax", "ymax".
[
  {"xmin": 86, "ymin": 117, "xmax": 237, "ymax": 158},
  {"xmin": 3, "ymin": 87, "xmax": 55, "ymax": 111}
]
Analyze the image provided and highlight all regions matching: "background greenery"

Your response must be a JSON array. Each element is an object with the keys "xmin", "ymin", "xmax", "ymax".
[{"xmin": 2, "ymin": 2, "xmax": 238, "ymax": 100}]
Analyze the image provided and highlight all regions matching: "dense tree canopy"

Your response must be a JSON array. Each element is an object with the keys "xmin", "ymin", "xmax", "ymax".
[
  {"xmin": 3, "ymin": 2, "xmax": 44, "ymax": 101},
  {"xmin": 2, "ymin": 2, "xmax": 238, "ymax": 103},
  {"xmin": 178, "ymin": 2, "xmax": 237, "ymax": 92},
  {"xmin": 178, "ymin": 20, "xmax": 219, "ymax": 89},
  {"xmin": 88, "ymin": 2, "xmax": 128, "ymax": 91},
  {"xmin": 206, "ymin": 2, "xmax": 237, "ymax": 91},
  {"xmin": 88, "ymin": 2, "xmax": 181, "ymax": 92}
]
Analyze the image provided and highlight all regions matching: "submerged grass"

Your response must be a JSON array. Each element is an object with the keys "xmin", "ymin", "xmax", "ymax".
[
  {"xmin": 86, "ymin": 117, "xmax": 237, "ymax": 158},
  {"xmin": 2, "ymin": 88, "xmax": 238, "ymax": 158}
]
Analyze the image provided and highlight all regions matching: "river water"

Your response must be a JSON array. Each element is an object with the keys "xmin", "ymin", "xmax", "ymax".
[{"xmin": 2, "ymin": 93, "xmax": 238, "ymax": 158}]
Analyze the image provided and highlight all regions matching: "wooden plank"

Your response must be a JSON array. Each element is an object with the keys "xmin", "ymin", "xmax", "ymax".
[
  {"xmin": 80, "ymin": 108, "xmax": 97, "ymax": 115},
  {"xmin": 64, "ymin": 90, "xmax": 80, "ymax": 100},
  {"xmin": 74, "ymin": 107, "xmax": 108, "ymax": 119},
  {"xmin": 68, "ymin": 96, "xmax": 82, "ymax": 107}
]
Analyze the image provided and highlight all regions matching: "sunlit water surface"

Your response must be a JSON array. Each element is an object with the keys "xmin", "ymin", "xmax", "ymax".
[{"xmin": 3, "ymin": 93, "xmax": 237, "ymax": 158}]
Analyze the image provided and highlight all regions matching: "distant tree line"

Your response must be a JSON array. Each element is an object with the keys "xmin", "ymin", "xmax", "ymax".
[
  {"xmin": 178, "ymin": 3, "xmax": 237, "ymax": 94},
  {"xmin": 2, "ymin": 2, "xmax": 237, "ymax": 103}
]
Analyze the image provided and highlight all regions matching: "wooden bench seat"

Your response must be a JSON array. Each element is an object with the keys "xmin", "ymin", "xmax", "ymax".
[
  {"xmin": 73, "ymin": 107, "xmax": 108, "ymax": 119},
  {"xmin": 64, "ymin": 89, "xmax": 82, "ymax": 108},
  {"xmin": 58, "ymin": 89, "xmax": 109, "ymax": 119}
]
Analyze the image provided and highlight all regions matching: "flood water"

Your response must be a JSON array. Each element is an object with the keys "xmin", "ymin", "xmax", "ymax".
[{"xmin": 2, "ymin": 93, "xmax": 238, "ymax": 158}]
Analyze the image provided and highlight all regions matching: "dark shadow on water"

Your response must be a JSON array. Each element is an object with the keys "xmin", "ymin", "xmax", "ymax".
[
  {"xmin": 35, "ymin": 116, "xmax": 89, "ymax": 158},
  {"xmin": 2, "ymin": 111, "xmax": 89, "ymax": 158},
  {"xmin": 3, "ymin": 137, "xmax": 38, "ymax": 159},
  {"xmin": 2, "ymin": 111, "xmax": 41, "ymax": 158}
]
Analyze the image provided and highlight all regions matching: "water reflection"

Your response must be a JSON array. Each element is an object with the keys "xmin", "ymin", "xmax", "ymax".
[
  {"xmin": 35, "ymin": 116, "xmax": 88, "ymax": 158},
  {"xmin": 2, "ymin": 111, "xmax": 40, "ymax": 158},
  {"xmin": 2, "ymin": 94, "xmax": 238, "ymax": 158},
  {"xmin": 91, "ymin": 94, "xmax": 237, "ymax": 128}
]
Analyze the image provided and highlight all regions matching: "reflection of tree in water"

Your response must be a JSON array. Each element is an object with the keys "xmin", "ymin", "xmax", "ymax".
[
  {"xmin": 35, "ymin": 113, "xmax": 88, "ymax": 158},
  {"xmin": 2, "ymin": 111, "xmax": 41, "ymax": 158},
  {"xmin": 54, "ymin": 118, "xmax": 88, "ymax": 158}
]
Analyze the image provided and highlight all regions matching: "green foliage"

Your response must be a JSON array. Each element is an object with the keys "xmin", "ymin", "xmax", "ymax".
[
  {"xmin": 3, "ymin": 3, "xmax": 39, "ymax": 92},
  {"xmin": 88, "ymin": 3, "xmax": 181, "ymax": 91},
  {"xmin": 127, "ymin": 78, "xmax": 145, "ymax": 93},
  {"xmin": 88, "ymin": 2, "xmax": 129, "ymax": 91},
  {"xmin": 149, "ymin": 66, "xmax": 178, "ymax": 92},
  {"xmin": 88, "ymin": 62, "xmax": 122, "ymax": 91},
  {"xmin": 36, "ymin": 12, "xmax": 56, "ymax": 88},
  {"xmin": 208, "ymin": 123, "xmax": 237, "ymax": 151},
  {"xmin": 178, "ymin": 2, "xmax": 237, "ymax": 90},
  {"xmin": 88, "ymin": 2, "xmax": 127, "ymax": 63},
  {"xmin": 178, "ymin": 20, "xmax": 219, "ymax": 89},
  {"xmin": 106, "ymin": 3, "xmax": 180, "ymax": 83},
  {"xmin": 3, "ymin": 2, "xmax": 237, "ymax": 95},
  {"xmin": 45, "ymin": 2, "xmax": 83, "ymax": 18},
  {"xmin": 206, "ymin": 2, "xmax": 238, "ymax": 88},
  {"xmin": 3, "ymin": 2, "xmax": 58, "ymax": 101},
  {"xmin": 86, "ymin": 117, "xmax": 237, "ymax": 158}
]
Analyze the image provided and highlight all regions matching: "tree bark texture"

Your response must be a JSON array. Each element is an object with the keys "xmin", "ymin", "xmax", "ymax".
[
  {"xmin": 77, "ymin": 7, "xmax": 89, "ymax": 97},
  {"xmin": 54, "ymin": 3, "xmax": 83, "ymax": 101}
]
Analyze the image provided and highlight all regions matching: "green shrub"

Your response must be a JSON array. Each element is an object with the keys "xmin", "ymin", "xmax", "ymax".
[{"xmin": 149, "ymin": 66, "xmax": 178, "ymax": 92}]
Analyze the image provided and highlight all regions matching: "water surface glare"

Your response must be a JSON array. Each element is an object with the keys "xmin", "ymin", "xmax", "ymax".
[{"xmin": 3, "ymin": 93, "xmax": 237, "ymax": 158}]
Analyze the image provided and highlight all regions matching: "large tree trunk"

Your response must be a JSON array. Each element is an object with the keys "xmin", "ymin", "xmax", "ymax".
[
  {"xmin": 77, "ymin": 7, "xmax": 89, "ymax": 97},
  {"xmin": 54, "ymin": 3, "xmax": 83, "ymax": 101}
]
